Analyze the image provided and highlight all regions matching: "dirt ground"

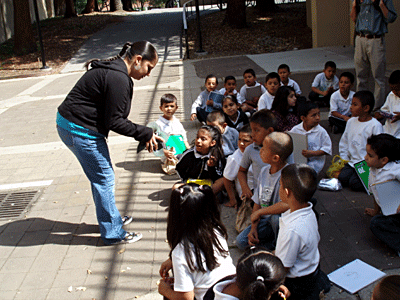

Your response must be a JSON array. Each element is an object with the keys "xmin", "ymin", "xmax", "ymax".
[{"xmin": 0, "ymin": 3, "xmax": 311, "ymax": 80}]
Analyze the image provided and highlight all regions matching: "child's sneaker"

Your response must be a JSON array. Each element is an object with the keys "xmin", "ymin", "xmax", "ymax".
[
  {"xmin": 122, "ymin": 215, "xmax": 133, "ymax": 226},
  {"xmin": 120, "ymin": 232, "xmax": 142, "ymax": 244}
]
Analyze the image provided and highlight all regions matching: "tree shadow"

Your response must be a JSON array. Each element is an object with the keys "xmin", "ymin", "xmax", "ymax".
[
  {"xmin": 115, "ymin": 159, "xmax": 162, "ymax": 174},
  {"xmin": 148, "ymin": 188, "xmax": 171, "ymax": 208}
]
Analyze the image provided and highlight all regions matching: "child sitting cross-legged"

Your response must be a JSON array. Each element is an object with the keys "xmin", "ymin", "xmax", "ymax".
[
  {"xmin": 239, "ymin": 69, "xmax": 267, "ymax": 114},
  {"xmin": 275, "ymin": 164, "xmax": 331, "ymax": 300},
  {"xmin": 236, "ymin": 132, "xmax": 293, "ymax": 251},
  {"xmin": 289, "ymin": 102, "xmax": 332, "ymax": 175},
  {"xmin": 338, "ymin": 91, "xmax": 383, "ymax": 191},
  {"xmin": 364, "ymin": 134, "xmax": 400, "ymax": 256}
]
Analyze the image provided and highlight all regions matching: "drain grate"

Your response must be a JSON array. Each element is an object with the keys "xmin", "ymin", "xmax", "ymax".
[{"xmin": 0, "ymin": 190, "xmax": 41, "ymax": 220}]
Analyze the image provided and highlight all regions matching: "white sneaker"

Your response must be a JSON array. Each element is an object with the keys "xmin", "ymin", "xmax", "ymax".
[{"xmin": 120, "ymin": 232, "xmax": 142, "ymax": 244}]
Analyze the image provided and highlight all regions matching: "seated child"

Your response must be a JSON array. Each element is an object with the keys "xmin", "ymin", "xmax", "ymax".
[
  {"xmin": 219, "ymin": 75, "xmax": 244, "ymax": 104},
  {"xmin": 207, "ymin": 111, "xmax": 238, "ymax": 157},
  {"xmin": 191, "ymin": 74, "xmax": 221, "ymax": 124},
  {"xmin": 238, "ymin": 109, "xmax": 277, "ymax": 201},
  {"xmin": 290, "ymin": 102, "xmax": 332, "ymax": 174},
  {"xmin": 376, "ymin": 70, "xmax": 400, "ymax": 138},
  {"xmin": 278, "ymin": 64, "xmax": 302, "ymax": 96},
  {"xmin": 371, "ymin": 275, "xmax": 400, "ymax": 300},
  {"xmin": 239, "ymin": 69, "xmax": 267, "ymax": 113},
  {"xmin": 221, "ymin": 95, "xmax": 249, "ymax": 131},
  {"xmin": 275, "ymin": 164, "xmax": 330, "ymax": 300},
  {"xmin": 329, "ymin": 72, "xmax": 355, "ymax": 134},
  {"xmin": 339, "ymin": 91, "xmax": 383, "ymax": 191},
  {"xmin": 271, "ymin": 86, "xmax": 300, "ymax": 132},
  {"xmin": 156, "ymin": 94, "xmax": 190, "ymax": 161},
  {"xmin": 223, "ymin": 124, "xmax": 254, "ymax": 208},
  {"xmin": 236, "ymin": 132, "xmax": 293, "ymax": 251},
  {"xmin": 364, "ymin": 134, "xmax": 400, "ymax": 255},
  {"xmin": 258, "ymin": 72, "xmax": 281, "ymax": 111},
  {"xmin": 309, "ymin": 61, "xmax": 339, "ymax": 106},
  {"xmin": 175, "ymin": 125, "xmax": 226, "ymax": 194}
]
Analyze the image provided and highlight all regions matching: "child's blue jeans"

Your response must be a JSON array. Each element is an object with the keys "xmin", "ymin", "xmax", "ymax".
[{"xmin": 236, "ymin": 217, "xmax": 278, "ymax": 251}]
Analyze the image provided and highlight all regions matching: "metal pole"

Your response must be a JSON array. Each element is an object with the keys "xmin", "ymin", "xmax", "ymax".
[
  {"xmin": 32, "ymin": 0, "xmax": 50, "ymax": 70},
  {"xmin": 194, "ymin": 0, "xmax": 206, "ymax": 54}
]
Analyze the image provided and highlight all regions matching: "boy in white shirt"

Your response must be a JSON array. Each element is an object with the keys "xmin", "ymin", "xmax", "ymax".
[
  {"xmin": 290, "ymin": 102, "xmax": 332, "ymax": 174},
  {"xmin": 376, "ymin": 70, "xmax": 400, "ymax": 138},
  {"xmin": 276, "ymin": 164, "xmax": 330, "ymax": 300},
  {"xmin": 258, "ymin": 72, "xmax": 280, "ymax": 111},
  {"xmin": 339, "ymin": 91, "xmax": 383, "ymax": 191},
  {"xmin": 329, "ymin": 72, "xmax": 355, "ymax": 134},
  {"xmin": 223, "ymin": 124, "xmax": 254, "ymax": 207},
  {"xmin": 278, "ymin": 64, "xmax": 302, "ymax": 96},
  {"xmin": 219, "ymin": 75, "xmax": 244, "ymax": 104},
  {"xmin": 309, "ymin": 61, "xmax": 339, "ymax": 107},
  {"xmin": 239, "ymin": 69, "xmax": 267, "ymax": 114}
]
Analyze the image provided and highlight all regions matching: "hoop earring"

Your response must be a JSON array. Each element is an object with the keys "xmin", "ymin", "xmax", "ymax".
[{"xmin": 134, "ymin": 64, "xmax": 141, "ymax": 70}]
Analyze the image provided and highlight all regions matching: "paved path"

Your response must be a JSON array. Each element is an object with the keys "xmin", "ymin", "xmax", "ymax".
[{"xmin": 0, "ymin": 7, "xmax": 399, "ymax": 300}]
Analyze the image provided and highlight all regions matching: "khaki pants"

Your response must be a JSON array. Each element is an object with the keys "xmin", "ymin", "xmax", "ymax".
[{"xmin": 354, "ymin": 35, "xmax": 386, "ymax": 110}]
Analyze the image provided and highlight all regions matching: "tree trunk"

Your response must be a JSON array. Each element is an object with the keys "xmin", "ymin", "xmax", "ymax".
[
  {"xmin": 53, "ymin": 0, "xmax": 66, "ymax": 16},
  {"xmin": 123, "ymin": 0, "xmax": 134, "ymax": 11},
  {"xmin": 13, "ymin": 0, "xmax": 37, "ymax": 55},
  {"xmin": 227, "ymin": 0, "xmax": 246, "ymax": 28},
  {"xmin": 64, "ymin": 0, "xmax": 77, "ymax": 17},
  {"xmin": 82, "ymin": 0, "xmax": 96, "ymax": 13},
  {"xmin": 257, "ymin": 0, "xmax": 275, "ymax": 12},
  {"xmin": 110, "ymin": 0, "xmax": 123, "ymax": 11}
]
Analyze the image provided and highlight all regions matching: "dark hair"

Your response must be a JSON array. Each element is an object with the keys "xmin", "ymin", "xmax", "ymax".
[
  {"xmin": 271, "ymin": 86, "xmax": 297, "ymax": 117},
  {"xmin": 353, "ymin": 90, "xmax": 375, "ymax": 113},
  {"xmin": 225, "ymin": 75, "xmax": 236, "ymax": 84},
  {"xmin": 367, "ymin": 134, "xmax": 400, "ymax": 162},
  {"xmin": 207, "ymin": 110, "xmax": 226, "ymax": 126},
  {"xmin": 373, "ymin": 275, "xmax": 400, "ymax": 300},
  {"xmin": 339, "ymin": 72, "xmax": 355, "ymax": 84},
  {"xmin": 84, "ymin": 41, "xmax": 157, "ymax": 70},
  {"xmin": 239, "ymin": 123, "xmax": 252, "ymax": 135},
  {"xmin": 222, "ymin": 94, "xmax": 239, "ymax": 105},
  {"xmin": 167, "ymin": 184, "xmax": 229, "ymax": 273},
  {"xmin": 160, "ymin": 93, "xmax": 177, "ymax": 106},
  {"xmin": 250, "ymin": 109, "xmax": 277, "ymax": 131},
  {"xmin": 324, "ymin": 61, "xmax": 336, "ymax": 70},
  {"xmin": 267, "ymin": 132, "xmax": 293, "ymax": 162},
  {"xmin": 206, "ymin": 74, "xmax": 218, "ymax": 85},
  {"xmin": 265, "ymin": 72, "xmax": 280, "ymax": 84},
  {"xmin": 198, "ymin": 125, "xmax": 225, "ymax": 165},
  {"xmin": 236, "ymin": 246, "xmax": 286, "ymax": 300},
  {"xmin": 243, "ymin": 69, "xmax": 256, "ymax": 77},
  {"xmin": 298, "ymin": 101, "xmax": 319, "ymax": 118},
  {"xmin": 277, "ymin": 64, "xmax": 290, "ymax": 73},
  {"xmin": 281, "ymin": 164, "xmax": 317, "ymax": 204},
  {"xmin": 389, "ymin": 70, "xmax": 400, "ymax": 85}
]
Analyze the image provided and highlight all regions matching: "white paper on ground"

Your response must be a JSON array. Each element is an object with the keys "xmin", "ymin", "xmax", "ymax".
[{"xmin": 327, "ymin": 259, "xmax": 386, "ymax": 294}]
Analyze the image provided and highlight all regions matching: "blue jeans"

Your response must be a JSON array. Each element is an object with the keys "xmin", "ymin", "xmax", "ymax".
[
  {"xmin": 57, "ymin": 126, "xmax": 126, "ymax": 244},
  {"xmin": 236, "ymin": 216, "xmax": 279, "ymax": 251}
]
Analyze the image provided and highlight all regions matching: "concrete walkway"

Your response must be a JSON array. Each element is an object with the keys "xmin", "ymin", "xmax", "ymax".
[{"xmin": 0, "ymin": 7, "xmax": 399, "ymax": 300}]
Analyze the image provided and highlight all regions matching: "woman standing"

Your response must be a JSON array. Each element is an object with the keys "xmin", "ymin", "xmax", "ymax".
[{"xmin": 57, "ymin": 41, "xmax": 159, "ymax": 245}]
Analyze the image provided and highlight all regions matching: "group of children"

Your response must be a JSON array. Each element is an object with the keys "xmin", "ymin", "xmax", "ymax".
[{"xmin": 154, "ymin": 64, "xmax": 400, "ymax": 299}]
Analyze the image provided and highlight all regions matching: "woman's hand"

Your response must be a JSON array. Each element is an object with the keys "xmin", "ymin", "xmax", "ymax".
[
  {"xmin": 146, "ymin": 134, "xmax": 164, "ymax": 153},
  {"xmin": 159, "ymin": 258, "xmax": 173, "ymax": 279}
]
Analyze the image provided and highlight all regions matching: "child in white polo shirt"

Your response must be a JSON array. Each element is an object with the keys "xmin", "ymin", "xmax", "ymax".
[
  {"xmin": 289, "ymin": 102, "xmax": 332, "ymax": 174},
  {"xmin": 275, "ymin": 164, "xmax": 330, "ymax": 300}
]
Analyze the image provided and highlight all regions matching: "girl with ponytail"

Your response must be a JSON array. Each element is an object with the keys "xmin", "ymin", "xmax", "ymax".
[{"xmin": 57, "ymin": 41, "xmax": 161, "ymax": 245}]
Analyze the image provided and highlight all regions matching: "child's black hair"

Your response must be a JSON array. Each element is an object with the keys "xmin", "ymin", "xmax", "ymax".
[
  {"xmin": 243, "ymin": 68, "xmax": 256, "ymax": 77},
  {"xmin": 339, "ymin": 71, "xmax": 355, "ymax": 84},
  {"xmin": 353, "ymin": 90, "xmax": 375, "ymax": 114},
  {"xmin": 250, "ymin": 109, "xmax": 277, "ymax": 131},
  {"xmin": 388, "ymin": 70, "xmax": 400, "ymax": 85},
  {"xmin": 298, "ymin": 101, "xmax": 319, "ymax": 118},
  {"xmin": 198, "ymin": 125, "xmax": 225, "ymax": 166},
  {"xmin": 236, "ymin": 246, "xmax": 286, "ymax": 300},
  {"xmin": 160, "ymin": 93, "xmax": 177, "ymax": 106},
  {"xmin": 206, "ymin": 110, "xmax": 226, "ymax": 126},
  {"xmin": 324, "ymin": 61, "xmax": 336, "ymax": 70},
  {"xmin": 373, "ymin": 275, "xmax": 400, "ymax": 300},
  {"xmin": 367, "ymin": 134, "xmax": 400, "ymax": 162},
  {"xmin": 224, "ymin": 75, "xmax": 236, "ymax": 84},
  {"xmin": 281, "ymin": 164, "xmax": 318, "ymax": 204},
  {"xmin": 277, "ymin": 64, "xmax": 290, "ymax": 73},
  {"xmin": 265, "ymin": 72, "xmax": 280, "ymax": 83},
  {"xmin": 167, "ymin": 183, "xmax": 228, "ymax": 272},
  {"xmin": 239, "ymin": 123, "xmax": 252, "ymax": 135},
  {"xmin": 267, "ymin": 132, "xmax": 293, "ymax": 163},
  {"xmin": 222, "ymin": 94, "xmax": 239, "ymax": 105},
  {"xmin": 271, "ymin": 86, "xmax": 297, "ymax": 117},
  {"xmin": 205, "ymin": 74, "xmax": 218, "ymax": 85}
]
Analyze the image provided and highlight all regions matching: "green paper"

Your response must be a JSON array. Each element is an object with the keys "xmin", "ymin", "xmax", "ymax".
[{"xmin": 354, "ymin": 160, "xmax": 370, "ymax": 194}]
